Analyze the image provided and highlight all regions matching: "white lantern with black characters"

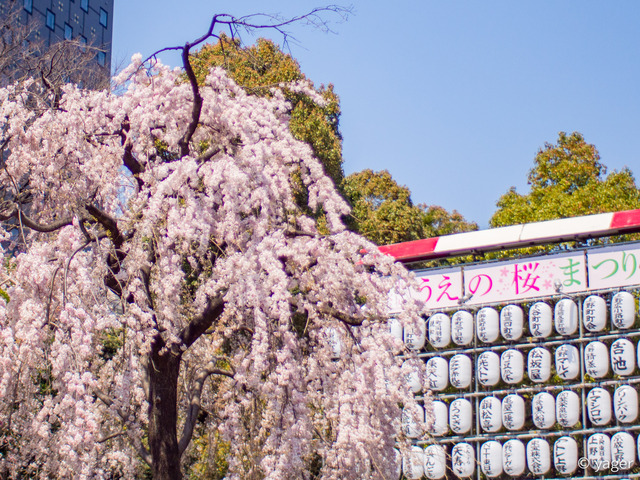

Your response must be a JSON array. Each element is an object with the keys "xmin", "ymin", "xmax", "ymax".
[
  {"xmin": 449, "ymin": 398, "xmax": 473, "ymax": 434},
  {"xmin": 555, "ymin": 344, "xmax": 580, "ymax": 380},
  {"xmin": 480, "ymin": 441, "xmax": 503, "ymax": 478},
  {"xmin": 555, "ymin": 298, "xmax": 578, "ymax": 335},
  {"xmin": 451, "ymin": 443, "xmax": 475, "ymax": 478},
  {"xmin": 529, "ymin": 302, "xmax": 552, "ymax": 338},
  {"xmin": 554, "ymin": 436, "xmax": 578, "ymax": 475},
  {"xmin": 612, "ymin": 291, "xmax": 635, "ymax": 329},
  {"xmin": 501, "ymin": 349, "xmax": 524, "ymax": 384},
  {"xmin": 587, "ymin": 387, "xmax": 612, "ymax": 426},
  {"xmin": 423, "ymin": 445, "xmax": 446, "ymax": 480},
  {"xmin": 449, "ymin": 354, "xmax": 472, "ymax": 389},
  {"xmin": 503, "ymin": 439, "xmax": 526, "ymax": 476},
  {"xmin": 528, "ymin": 347, "xmax": 551, "ymax": 383},
  {"xmin": 477, "ymin": 307, "xmax": 499, "ymax": 343},
  {"xmin": 527, "ymin": 438, "xmax": 551, "ymax": 475},
  {"xmin": 500, "ymin": 304, "xmax": 523, "ymax": 340},
  {"xmin": 451, "ymin": 310, "xmax": 473, "ymax": 346},
  {"xmin": 583, "ymin": 295, "xmax": 606, "ymax": 332},
  {"xmin": 427, "ymin": 313, "xmax": 450, "ymax": 348}
]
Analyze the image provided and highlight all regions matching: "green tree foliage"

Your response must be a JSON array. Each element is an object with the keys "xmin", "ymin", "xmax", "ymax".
[
  {"xmin": 491, "ymin": 131, "xmax": 640, "ymax": 227},
  {"xmin": 343, "ymin": 169, "xmax": 477, "ymax": 245},
  {"xmin": 190, "ymin": 35, "xmax": 344, "ymax": 188},
  {"xmin": 192, "ymin": 38, "xmax": 477, "ymax": 247}
]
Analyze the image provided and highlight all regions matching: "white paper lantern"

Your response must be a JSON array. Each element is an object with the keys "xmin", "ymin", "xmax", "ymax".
[
  {"xmin": 403, "ymin": 318, "xmax": 426, "ymax": 350},
  {"xmin": 388, "ymin": 318, "xmax": 403, "ymax": 342},
  {"xmin": 402, "ymin": 360, "xmax": 424, "ymax": 394},
  {"xmin": 501, "ymin": 349, "xmax": 524, "ymax": 384},
  {"xmin": 587, "ymin": 387, "xmax": 612, "ymax": 426},
  {"xmin": 326, "ymin": 328, "xmax": 342, "ymax": 360},
  {"xmin": 477, "ymin": 307, "xmax": 499, "ymax": 343},
  {"xmin": 556, "ymin": 390, "xmax": 580, "ymax": 427},
  {"xmin": 393, "ymin": 448, "xmax": 402, "ymax": 480},
  {"xmin": 480, "ymin": 441, "xmax": 503, "ymax": 478},
  {"xmin": 402, "ymin": 404, "xmax": 424, "ymax": 438},
  {"xmin": 451, "ymin": 443, "xmax": 475, "ymax": 478},
  {"xmin": 585, "ymin": 341, "xmax": 609, "ymax": 378},
  {"xmin": 532, "ymin": 392, "xmax": 555, "ymax": 429},
  {"xmin": 502, "ymin": 394, "xmax": 525, "ymax": 430},
  {"xmin": 528, "ymin": 347, "xmax": 551, "ymax": 383},
  {"xmin": 500, "ymin": 304, "xmax": 523, "ymax": 340},
  {"xmin": 555, "ymin": 298, "xmax": 578, "ymax": 335},
  {"xmin": 477, "ymin": 351, "xmax": 500, "ymax": 386},
  {"xmin": 554, "ymin": 436, "xmax": 578, "ymax": 475},
  {"xmin": 403, "ymin": 446, "xmax": 424, "ymax": 480},
  {"xmin": 611, "ymin": 338, "xmax": 636, "ymax": 376},
  {"xmin": 503, "ymin": 439, "xmax": 525, "ymax": 476},
  {"xmin": 424, "ymin": 445, "xmax": 446, "ymax": 480},
  {"xmin": 427, "ymin": 313, "xmax": 451, "ymax": 348},
  {"xmin": 587, "ymin": 434, "xmax": 611, "ymax": 472},
  {"xmin": 429, "ymin": 401, "xmax": 448, "ymax": 436},
  {"xmin": 611, "ymin": 432, "xmax": 635, "ymax": 470},
  {"xmin": 555, "ymin": 344, "xmax": 580, "ymax": 380},
  {"xmin": 449, "ymin": 398, "xmax": 473, "ymax": 434},
  {"xmin": 583, "ymin": 295, "xmax": 607, "ymax": 332},
  {"xmin": 529, "ymin": 302, "xmax": 552, "ymax": 338},
  {"xmin": 479, "ymin": 397, "xmax": 502, "ymax": 433},
  {"xmin": 612, "ymin": 291, "xmax": 636, "ymax": 329},
  {"xmin": 527, "ymin": 438, "xmax": 551, "ymax": 475},
  {"xmin": 426, "ymin": 357, "xmax": 448, "ymax": 392},
  {"xmin": 614, "ymin": 385, "xmax": 638, "ymax": 423},
  {"xmin": 451, "ymin": 310, "xmax": 474, "ymax": 346},
  {"xmin": 449, "ymin": 354, "xmax": 472, "ymax": 389}
]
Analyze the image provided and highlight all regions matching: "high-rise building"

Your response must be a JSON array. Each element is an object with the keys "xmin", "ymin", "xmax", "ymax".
[{"xmin": 0, "ymin": 0, "xmax": 114, "ymax": 80}]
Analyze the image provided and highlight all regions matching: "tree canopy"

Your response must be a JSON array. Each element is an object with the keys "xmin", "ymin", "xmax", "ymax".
[
  {"xmin": 0, "ymin": 19, "xmax": 424, "ymax": 480},
  {"xmin": 491, "ymin": 131, "xmax": 640, "ymax": 227},
  {"xmin": 343, "ymin": 169, "xmax": 477, "ymax": 246},
  {"xmin": 190, "ymin": 35, "xmax": 344, "ymax": 190}
]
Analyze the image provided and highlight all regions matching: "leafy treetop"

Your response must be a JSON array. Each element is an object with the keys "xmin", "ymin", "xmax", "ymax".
[
  {"xmin": 491, "ymin": 131, "xmax": 640, "ymax": 227},
  {"xmin": 343, "ymin": 169, "xmax": 477, "ymax": 246},
  {"xmin": 191, "ymin": 35, "xmax": 344, "ymax": 190}
]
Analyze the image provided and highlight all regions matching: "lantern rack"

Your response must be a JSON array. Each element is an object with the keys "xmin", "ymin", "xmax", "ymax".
[{"xmin": 401, "ymin": 285, "xmax": 640, "ymax": 479}]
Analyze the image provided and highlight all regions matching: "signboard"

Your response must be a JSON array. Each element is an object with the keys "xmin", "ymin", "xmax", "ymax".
[{"xmin": 409, "ymin": 243, "xmax": 640, "ymax": 310}]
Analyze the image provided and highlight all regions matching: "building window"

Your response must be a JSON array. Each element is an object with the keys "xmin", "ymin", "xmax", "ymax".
[
  {"xmin": 97, "ymin": 51, "xmax": 105, "ymax": 66},
  {"xmin": 46, "ymin": 10, "xmax": 55, "ymax": 30},
  {"xmin": 80, "ymin": 0, "xmax": 88, "ymax": 12},
  {"xmin": 23, "ymin": 0, "xmax": 32, "ymax": 13},
  {"xmin": 64, "ymin": 23, "xmax": 72, "ymax": 40},
  {"xmin": 99, "ymin": 8, "xmax": 107, "ymax": 27}
]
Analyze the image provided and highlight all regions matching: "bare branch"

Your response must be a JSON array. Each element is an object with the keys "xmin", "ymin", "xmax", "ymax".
[
  {"xmin": 95, "ymin": 390, "xmax": 152, "ymax": 465},
  {"xmin": 178, "ymin": 360, "xmax": 234, "ymax": 454}
]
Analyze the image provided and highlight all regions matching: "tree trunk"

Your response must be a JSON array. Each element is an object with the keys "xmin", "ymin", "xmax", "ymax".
[{"xmin": 148, "ymin": 336, "xmax": 182, "ymax": 480}]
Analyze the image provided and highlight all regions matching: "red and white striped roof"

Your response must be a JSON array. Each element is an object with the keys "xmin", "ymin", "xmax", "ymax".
[{"xmin": 378, "ymin": 209, "xmax": 640, "ymax": 263}]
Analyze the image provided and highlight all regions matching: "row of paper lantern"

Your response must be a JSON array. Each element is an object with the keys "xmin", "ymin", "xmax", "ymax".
[
  {"xmin": 401, "ymin": 432, "xmax": 638, "ymax": 479},
  {"xmin": 397, "ymin": 291, "xmax": 637, "ymax": 350},
  {"xmin": 403, "ymin": 385, "xmax": 638, "ymax": 437},
  {"xmin": 416, "ymin": 339, "xmax": 637, "ymax": 393}
]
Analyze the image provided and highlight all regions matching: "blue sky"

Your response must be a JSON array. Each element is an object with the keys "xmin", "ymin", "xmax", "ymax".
[{"xmin": 113, "ymin": 1, "xmax": 640, "ymax": 228}]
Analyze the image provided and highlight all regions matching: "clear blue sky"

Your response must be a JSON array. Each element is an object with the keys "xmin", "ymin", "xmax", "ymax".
[{"xmin": 113, "ymin": 1, "xmax": 640, "ymax": 228}]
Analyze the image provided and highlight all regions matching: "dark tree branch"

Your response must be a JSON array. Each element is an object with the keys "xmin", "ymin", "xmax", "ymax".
[
  {"xmin": 85, "ymin": 204, "xmax": 124, "ymax": 247},
  {"xmin": 16, "ymin": 208, "xmax": 76, "ymax": 233},
  {"xmin": 178, "ymin": 360, "xmax": 234, "ymax": 455},
  {"xmin": 179, "ymin": 296, "xmax": 225, "ymax": 349}
]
